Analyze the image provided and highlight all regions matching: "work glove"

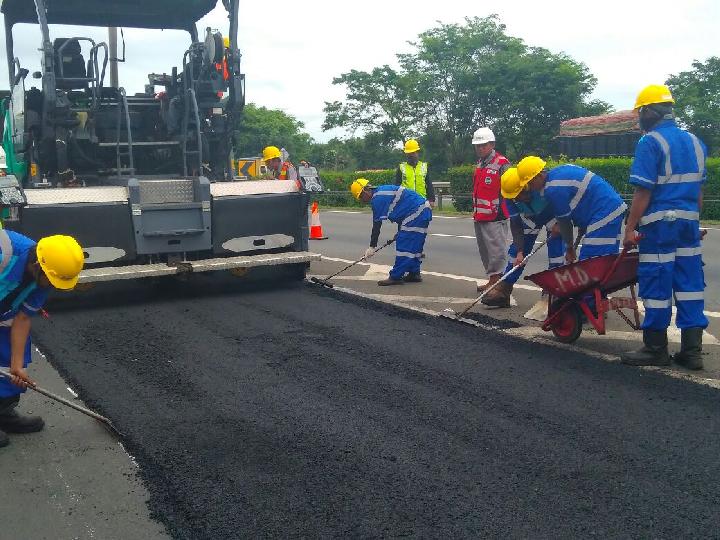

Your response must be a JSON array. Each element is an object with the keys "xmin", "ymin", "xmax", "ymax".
[{"xmin": 364, "ymin": 247, "xmax": 376, "ymax": 259}]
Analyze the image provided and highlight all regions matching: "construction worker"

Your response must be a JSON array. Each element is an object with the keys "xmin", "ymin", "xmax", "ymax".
[
  {"xmin": 0, "ymin": 232, "xmax": 84, "ymax": 449},
  {"xmin": 262, "ymin": 146, "xmax": 298, "ymax": 181},
  {"xmin": 516, "ymin": 156, "xmax": 626, "ymax": 263},
  {"xmin": 499, "ymin": 167, "xmax": 566, "ymax": 297},
  {"xmin": 395, "ymin": 139, "xmax": 436, "ymax": 207},
  {"xmin": 470, "ymin": 127, "xmax": 512, "ymax": 307},
  {"xmin": 350, "ymin": 178, "xmax": 431, "ymax": 286},
  {"xmin": 621, "ymin": 85, "xmax": 708, "ymax": 369}
]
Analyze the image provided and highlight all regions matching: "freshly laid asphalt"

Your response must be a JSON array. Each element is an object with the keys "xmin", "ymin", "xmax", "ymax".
[{"xmin": 32, "ymin": 275, "xmax": 720, "ymax": 539}]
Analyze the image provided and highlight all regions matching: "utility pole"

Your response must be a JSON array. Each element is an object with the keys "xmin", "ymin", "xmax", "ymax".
[{"xmin": 109, "ymin": 27, "xmax": 119, "ymax": 88}]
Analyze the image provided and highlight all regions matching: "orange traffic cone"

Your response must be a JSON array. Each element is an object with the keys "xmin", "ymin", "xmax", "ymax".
[{"xmin": 309, "ymin": 201, "xmax": 328, "ymax": 240}]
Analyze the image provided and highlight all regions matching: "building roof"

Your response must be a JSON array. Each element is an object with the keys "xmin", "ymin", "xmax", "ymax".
[{"xmin": 558, "ymin": 110, "xmax": 640, "ymax": 138}]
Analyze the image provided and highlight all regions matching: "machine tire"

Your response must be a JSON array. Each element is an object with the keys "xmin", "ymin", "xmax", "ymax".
[{"xmin": 549, "ymin": 300, "xmax": 582, "ymax": 344}]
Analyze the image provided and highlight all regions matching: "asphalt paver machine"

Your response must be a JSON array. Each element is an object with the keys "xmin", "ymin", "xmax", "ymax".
[{"xmin": 0, "ymin": 0, "xmax": 319, "ymax": 283}]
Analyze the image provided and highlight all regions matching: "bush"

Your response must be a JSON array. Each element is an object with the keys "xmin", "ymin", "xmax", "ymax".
[
  {"xmin": 314, "ymin": 169, "xmax": 398, "ymax": 207},
  {"xmin": 446, "ymin": 157, "xmax": 720, "ymax": 219}
]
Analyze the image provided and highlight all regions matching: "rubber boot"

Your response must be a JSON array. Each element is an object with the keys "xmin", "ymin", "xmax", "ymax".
[
  {"xmin": 377, "ymin": 277, "xmax": 404, "ymax": 286},
  {"xmin": 673, "ymin": 328, "xmax": 704, "ymax": 370},
  {"xmin": 0, "ymin": 395, "xmax": 44, "ymax": 434},
  {"xmin": 481, "ymin": 281, "xmax": 512, "ymax": 308},
  {"xmin": 403, "ymin": 272, "xmax": 422, "ymax": 283},
  {"xmin": 477, "ymin": 274, "xmax": 500, "ymax": 293},
  {"xmin": 620, "ymin": 330, "xmax": 670, "ymax": 366}
]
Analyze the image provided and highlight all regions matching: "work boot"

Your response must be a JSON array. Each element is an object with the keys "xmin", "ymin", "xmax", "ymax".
[
  {"xmin": 620, "ymin": 330, "xmax": 670, "ymax": 366},
  {"xmin": 0, "ymin": 396, "xmax": 44, "ymax": 434},
  {"xmin": 403, "ymin": 272, "xmax": 423, "ymax": 283},
  {"xmin": 477, "ymin": 274, "xmax": 500, "ymax": 293},
  {"xmin": 481, "ymin": 281, "xmax": 512, "ymax": 308},
  {"xmin": 377, "ymin": 277, "xmax": 404, "ymax": 286},
  {"xmin": 673, "ymin": 327, "xmax": 704, "ymax": 370}
]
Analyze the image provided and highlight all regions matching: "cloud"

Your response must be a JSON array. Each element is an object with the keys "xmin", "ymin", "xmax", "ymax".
[{"xmin": 1, "ymin": 0, "xmax": 717, "ymax": 143}]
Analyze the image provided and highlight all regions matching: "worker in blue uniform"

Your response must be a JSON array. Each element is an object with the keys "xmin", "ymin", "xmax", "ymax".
[
  {"xmin": 496, "ymin": 167, "xmax": 565, "ymax": 303},
  {"xmin": 350, "ymin": 178, "xmax": 431, "ymax": 286},
  {"xmin": 0, "ymin": 231, "xmax": 84, "ymax": 449},
  {"xmin": 515, "ymin": 156, "xmax": 626, "ymax": 263},
  {"xmin": 621, "ymin": 85, "xmax": 708, "ymax": 369}
]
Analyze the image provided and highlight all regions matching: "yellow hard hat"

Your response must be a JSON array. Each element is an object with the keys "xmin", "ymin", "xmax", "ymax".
[
  {"xmin": 36, "ymin": 235, "xmax": 84, "ymax": 290},
  {"xmin": 350, "ymin": 178, "xmax": 370, "ymax": 200},
  {"xmin": 404, "ymin": 139, "xmax": 420, "ymax": 154},
  {"xmin": 634, "ymin": 84, "xmax": 675, "ymax": 110},
  {"xmin": 223, "ymin": 36, "xmax": 230, "ymax": 48},
  {"xmin": 500, "ymin": 168, "xmax": 524, "ymax": 199},
  {"xmin": 517, "ymin": 156, "xmax": 547, "ymax": 184},
  {"xmin": 262, "ymin": 146, "xmax": 282, "ymax": 161}
]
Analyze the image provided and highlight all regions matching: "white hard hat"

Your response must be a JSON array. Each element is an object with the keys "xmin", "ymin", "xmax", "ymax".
[{"xmin": 472, "ymin": 127, "xmax": 495, "ymax": 145}]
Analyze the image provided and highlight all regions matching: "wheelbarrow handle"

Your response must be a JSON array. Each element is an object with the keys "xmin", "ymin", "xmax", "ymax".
[{"xmin": 599, "ymin": 242, "xmax": 637, "ymax": 288}]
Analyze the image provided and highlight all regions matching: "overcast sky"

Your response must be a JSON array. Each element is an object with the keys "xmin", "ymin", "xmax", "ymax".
[{"xmin": 1, "ymin": 0, "xmax": 717, "ymax": 142}]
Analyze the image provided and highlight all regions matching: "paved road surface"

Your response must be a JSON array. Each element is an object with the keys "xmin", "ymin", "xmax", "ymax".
[
  {"xmin": 33, "ymin": 277, "xmax": 720, "ymax": 539},
  {"xmin": 317, "ymin": 210, "xmax": 720, "ymax": 311}
]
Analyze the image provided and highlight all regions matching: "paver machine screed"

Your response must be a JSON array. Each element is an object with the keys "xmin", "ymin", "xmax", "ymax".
[{"xmin": 0, "ymin": 0, "xmax": 319, "ymax": 283}]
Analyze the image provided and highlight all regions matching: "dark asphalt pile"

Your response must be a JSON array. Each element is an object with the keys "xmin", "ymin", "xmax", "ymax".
[{"xmin": 34, "ymin": 276, "xmax": 720, "ymax": 539}]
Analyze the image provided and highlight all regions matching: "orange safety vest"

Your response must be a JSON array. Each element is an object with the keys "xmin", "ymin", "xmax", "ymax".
[
  {"xmin": 472, "ymin": 151, "xmax": 509, "ymax": 222},
  {"xmin": 276, "ymin": 161, "xmax": 295, "ymax": 180}
]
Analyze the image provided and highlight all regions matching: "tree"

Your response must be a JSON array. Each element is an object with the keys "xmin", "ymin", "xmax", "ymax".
[
  {"xmin": 667, "ymin": 57, "xmax": 720, "ymax": 155},
  {"xmin": 322, "ymin": 66, "xmax": 422, "ymax": 144},
  {"xmin": 234, "ymin": 104, "xmax": 314, "ymax": 159},
  {"xmin": 324, "ymin": 15, "xmax": 608, "ymax": 165}
]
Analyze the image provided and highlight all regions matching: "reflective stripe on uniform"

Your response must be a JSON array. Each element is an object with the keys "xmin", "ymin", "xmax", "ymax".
[
  {"xmin": 586, "ymin": 202, "xmax": 627, "ymax": 234},
  {"xmin": 400, "ymin": 226, "xmax": 428, "ymax": 233},
  {"xmin": 549, "ymin": 256, "xmax": 565, "ymax": 265},
  {"xmin": 386, "ymin": 187, "xmax": 405, "ymax": 217},
  {"xmin": 674, "ymin": 291, "xmax": 704, "ymax": 301},
  {"xmin": 401, "ymin": 202, "xmax": 430, "ymax": 226},
  {"xmin": 582, "ymin": 237, "xmax": 618, "ymax": 245},
  {"xmin": 689, "ymin": 132, "xmax": 706, "ymax": 177},
  {"xmin": 639, "ymin": 252, "xmax": 676, "ymax": 264},
  {"xmin": 630, "ymin": 174, "xmax": 655, "ymax": 186},
  {"xmin": 395, "ymin": 251, "xmax": 423, "ymax": 259},
  {"xmin": 643, "ymin": 298, "xmax": 672, "ymax": 309},
  {"xmin": 647, "ymin": 132, "xmax": 673, "ymax": 177},
  {"xmin": 0, "ymin": 230, "xmax": 14, "ymax": 275},
  {"xmin": 568, "ymin": 171, "xmax": 593, "ymax": 212},
  {"xmin": 676, "ymin": 247, "xmax": 702, "ymax": 257},
  {"xmin": 640, "ymin": 209, "xmax": 700, "ymax": 226},
  {"xmin": 658, "ymin": 172, "xmax": 704, "ymax": 185}
]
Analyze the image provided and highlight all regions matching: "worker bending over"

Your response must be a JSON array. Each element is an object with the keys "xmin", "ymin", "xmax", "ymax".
[
  {"xmin": 0, "ymin": 232, "xmax": 84, "ymax": 449},
  {"xmin": 621, "ymin": 85, "xmax": 708, "ymax": 369},
  {"xmin": 516, "ymin": 156, "xmax": 626, "ymax": 262},
  {"xmin": 351, "ymin": 178, "xmax": 431, "ymax": 286},
  {"xmin": 496, "ymin": 167, "xmax": 566, "ymax": 305},
  {"xmin": 395, "ymin": 139, "xmax": 436, "ymax": 207},
  {"xmin": 262, "ymin": 146, "xmax": 298, "ymax": 181}
]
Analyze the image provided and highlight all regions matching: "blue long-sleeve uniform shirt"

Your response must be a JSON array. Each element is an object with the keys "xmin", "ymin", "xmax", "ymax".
[
  {"xmin": 369, "ymin": 185, "xmax": 428, "ymax": 246},
  {"xmin": 629, "ymin": 119, "xmax": 707, "ymax": 224},
  {"xmin": 0, "ymin": 230, "xmax": 49, "ymax": 322},
  {"xmin": 543, "ymin": 164, "xmax": 624, "ymax": 229}
]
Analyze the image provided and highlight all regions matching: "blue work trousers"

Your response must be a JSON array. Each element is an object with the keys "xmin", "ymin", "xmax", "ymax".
[
  {"xmin": 638, "ymin": 220, "xmax": 707, "ymax": 331},
  {"xmin": 0, "ymin": 326, "xmax": 32, "ymax": 398},
  {"xmin": 505, "ymin": 221, "xmax": 565, "ymax": 285},
  {"xmin": 390, "ymin": 206, "xmax": 432, "ymax": 279}
]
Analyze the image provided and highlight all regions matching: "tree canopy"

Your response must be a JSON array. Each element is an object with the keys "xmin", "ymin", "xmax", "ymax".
[
  {"xmin": 667, "ymin": 57, "xmax": 720, "ymax": 155},
  {"xmin": 323, "ymin": 15, "xmax": 611, "ymax": 165}
]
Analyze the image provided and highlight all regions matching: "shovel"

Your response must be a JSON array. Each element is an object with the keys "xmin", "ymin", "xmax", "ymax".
[
  {"xmin": 310, "ymin": 235, "xmax": 397, "ymax": 288},
  {"xmin": 0, "ymin": 368, "xmax": 123, "ymax": 438}
]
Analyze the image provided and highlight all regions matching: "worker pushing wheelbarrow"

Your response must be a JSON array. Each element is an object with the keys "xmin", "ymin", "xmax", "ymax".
[{"xmin": 525, "ymin": 248, "xmax": 640, "ymax": 343}]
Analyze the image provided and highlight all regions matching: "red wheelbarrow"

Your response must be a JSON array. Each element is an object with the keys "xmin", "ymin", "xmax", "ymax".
[{"xmin": 525, "ymin": 248, "xmax": 640, "ymax": 343}]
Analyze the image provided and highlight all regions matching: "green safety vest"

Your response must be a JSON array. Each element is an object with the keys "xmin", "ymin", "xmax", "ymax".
[{"xmin": 399, "ymin": 161, "xmax": 428, "ymax": 198}]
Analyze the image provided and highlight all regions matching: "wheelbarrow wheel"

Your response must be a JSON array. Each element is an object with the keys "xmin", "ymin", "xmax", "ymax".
[{"xmin": 549, "ymin": 301, "xmax": 582, "ymax": 344}]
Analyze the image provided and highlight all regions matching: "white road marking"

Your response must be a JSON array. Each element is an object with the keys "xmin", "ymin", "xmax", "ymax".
[
  {"xmin": 430, "ymin": 233, "xmax": 475, "ymax": 239},
  {"xmin": 327, "ymin": 210, "xmax": 362, "ymax": 214},
  {"xmin": 318, "ymin": 256, "xmax": 720, "ymax": 321}
]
